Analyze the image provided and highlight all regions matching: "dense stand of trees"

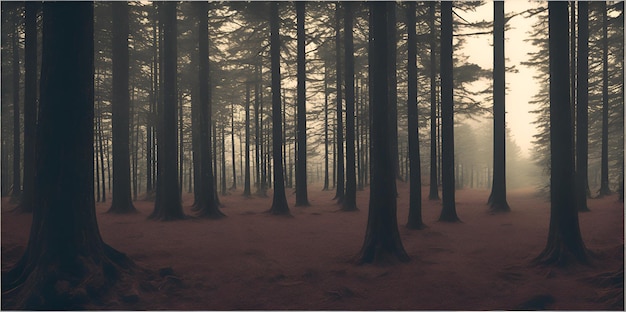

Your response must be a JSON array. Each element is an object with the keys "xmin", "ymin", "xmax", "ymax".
[{"xmin": 0, "ymin": 1, "xmax": 623, "ymax": 308}]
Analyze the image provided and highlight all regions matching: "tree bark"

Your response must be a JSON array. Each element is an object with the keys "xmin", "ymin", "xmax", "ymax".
[
  {"xmin": 439, "ymin": 1, "xmax": 460, "ymax": 223},
  {"xmin": 534, "ymin": 1, "xmax": 588, "ymax": 266},
  {"xmin": 488, "ymin": 1, "xmax": 510, "ymax": 213},
  {"xmin": 295, "ymin": 1, "xmax": 310, "ymax": 206},
  {"xmin": 356, "ymin": 2, "xmax": 409, "ymax": 264},
  {"xmin": 576, "ymin": 1, "xmax": 590, "ymax": 212},
  {"xmin": 11, "ymin": 9, "xmax": 21, "ymax": 199},
  {"xmin": 323, "ymin": 63, "xmax": 330, "ymax": 191},
  {"xmin": 598, "ymin": 1, "xmax": 611, "ymax": 197},
  {"xmin": 387, "ymin": 2, "xmax": 401, "ymax": 182},
  {"xmin": 109, "ymin": 1, "xmax": 137, "ymax": 214},
  {"xmin": 342, "ymin": 1, "xmax": 357, "ymax": 212},
  {"xmin": 243, "ymin": 81, "xmax": 252, "ymax": 197},
  {"xmin": 268, "ymin": 2, "xmax": 290, "ymax": 216},
  {"xmin": 428, "ymin": 1, "xmax": 440, "ymax": 201},
  {"xmin": 333, "ymin": 2, "xmax": 345, "ymax": 203}
]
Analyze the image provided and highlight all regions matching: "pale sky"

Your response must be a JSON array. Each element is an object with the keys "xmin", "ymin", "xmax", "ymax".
[{"xmin": 462, "ymin": 0, "xmax": 542, "ymax": 158}]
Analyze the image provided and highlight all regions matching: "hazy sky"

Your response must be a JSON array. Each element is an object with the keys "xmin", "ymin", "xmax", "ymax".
[{"xmin": 462, "ymin": 0, "xmax": 541, "ymax": 157}]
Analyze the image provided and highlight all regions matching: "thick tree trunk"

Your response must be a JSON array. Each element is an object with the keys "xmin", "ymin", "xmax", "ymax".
[
  {"xmin": 598, "ymin": 1, "xmax": 611, "ymax": 197},
  {"xmin": 268, "ymin": 2, "xmax": 290, "ymax": 216},
  {"xmin": 109, "ymin": 1, "xmax": 137, "ymax": 214},
  {"xmin": 357, "ymin": 2, "xmax": 409, "ymax": 264},
  {"xmin": 150, "ymin": 1, "xmax": 184, "ymax": 221},
  {"xmin": 428, "ymin": 1, "xmax": 440, "ymax": 201},
  {"xmin": 534, "ymin": 1, "xmax": 588, "ymax": 266},
  {"xmin": 576, "ymin": 1, "xmax": 590, "ymax": 212},
  {"xmin": 1, "ymin": 4, "xmax": 139, "ymax": 308},
  {"xmin": 295, "ymin": 1, "xmax": 309, "ymax": 206},
  {"xmin": 488, "ymin": 1, "xmax": 510, "ymax": 213},
  {"xmin": 406, "ymin": 2, "xmax": 424, "ymax": 230},
  {"xmin": 333, "ymin": 2, "xmax": 345, "ymax": 203},
  {"xmin": 16, "ymin": 2, "xmax": 38, "ymax": 213},
  {"xmin": 439, "ymin": 1, "xmax": 460, "ymax": 223},
  {"xmin": 11, "ymin": 10, "xmax": 21, "ymax": 199},
  {"xmin": 342, "ymin": 1, "xmax": 357, "ymax": 212}
]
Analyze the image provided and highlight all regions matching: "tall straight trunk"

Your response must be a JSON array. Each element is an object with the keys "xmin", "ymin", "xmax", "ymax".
[
  {"xmin": 282, "ymin": 92, "xmax": 288, "ymax": 188},
  {"xmin": 295, "ymin": 1, "xmax": 309, "ymax": 206},
  {"xmin": 488, "ymin": 1, "xmax": 510, "ymax": 213},
  {"xmin": 260, "ymin": 71, "xmax": 268, "ymax": 195},
  {"xmin": 230, "ymin": 102, "xmax": 237, "ymax": 190},
  {"xmin": 179, "ymin": 91, "xmax": 184, "ymax": 195},
  {"xmin": 342, "ymin": 1, "xmax": 357, "ymax": 211},
  {"xmin": 387, "ymin": 1, "xmax": 401, "ymax": 182},
  {"xmin": 356, "ymin": 76, "xmax": 363, "ymax": 190},
  {"xmin": 147, "ymin": 6, "xmax": 158, "ymax": 195},
  {"xmin": 576, "ymin": 2, "xmax": 590, "ymax": 212},
  {"xmin": 268, "ymin": 1, "xmax": 290, "ymax": 215},
  {"xmin": 17, "ymin": 1, "xmax": 38, "ymax": 213},
  {"xmin": 244, "ymin": 81, "xmax": 252, "ymax": 197},
  {"xmin": 334, "ymin": 2, "xmax": 345, "ymax": 203},
  {"xmin": 193, "ymin": 1, "xmax": 223, "ymax": 218},
  {"xmin": 150, "ymin": 1, "xmax": 184, "ymax": 221},
  {"xmin": 95, "ymin": 97, "xmax": 101, "ymax": 202},
  {"xmin": 406, "ymin": 2, "xmax": 424, "ymax": 229},
  {"xmin": 133, "ymin": 90, "xmax": 139, "ymax": 200},
  {"xmin": 98, "ymin": 107, "xmax": 107, "ymax": 202},
  {"xmin": 357, "ymin": 2, "xmax": 409, "ymax": 264},
  {"xmin": 11, "ymin": 10, "xmax": 21, "ymax": 199},
  {"xmin": 439, "ymin": 1, "xmax": 459, "ymax": 222},
  {"xmin": 535, "ymin": 1, "xmax": 588, "ymax": 266},
  {"xmin": 255, "ymin": 63, "xmax": 266, "ymax": 196},
  {"xmin": 428, "ymin": 1, "xmax": 439, "ymax": 200},
  {"xmin": 570, "ymin": 1, "xmax": 576, "ymax": 159},
  {"xmin": 598, "ymin": 1, "xmax": 611, "ymax": 196},
  {"xmin": 220, "ymin": 124, "xmax": 227, "ymax": 196},
  {"xmin": 109, "ymin": 1, "xmax": 136, "ymax": 214},
  {"xmin": 323, "ymin": 63, "xmax": 330, "ymax": 191}
]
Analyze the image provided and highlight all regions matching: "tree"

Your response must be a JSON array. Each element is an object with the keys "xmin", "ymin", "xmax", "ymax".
[
  {"xmin": 150, "ymin": 1, "xmax": 185, "ymax": 221},
  {"xmin": 487, "ymin": 1, "xmax": 510, "ymax": 213},
  {"xmin": 295, "ymin": 1, "xmax": 309, "ymax": 207},
  {"xmin": 193, "ymin": 1, "xmax": 224, "ymax": 218},
  {"xmin": 243, "ymin": 80, "xmax": 252, "ymax": 197},
  {"xmin": 356, "ymin": 2, "xmax": 409, "ymax": 264},
  {"xmin": 598, "ymin": 1, "xmax": 611, "ymax": 197},
  {"xmin": 16, "ymin": 2, "xmax": 37, "ymax": 213},
  {"xmin": 342, "ymin": 1, "xmax": 357, "ymax": 212},
  {"xmin": 428, "ymin": 1, "xmax": 440, "ymax": 201},
  {"xmin": 576, "ymin": 1, "xmax": 591, "ymax": 212},
  {"xmin": 387, "ymin": 2, "xmax": 401, "ymax": 182},
  {"xmin": 268, "ymin": 2, "xmax": 290, "ymax": 216},
  {"xmin": 1, "ymin": 3, "xmax": 137, "ymax": 308},
  {"xmin": 406, "ymin": 1, "xmax": 424, "ymax": 230},
  {"xmin": 439, "ymin": 1, "xmax": 460, "ymax": 223},
  {"xmin": 108, "ymin": 1, "xmax": 137, "ymax": 214},
  {"xmin": 11, "ymin": 6, "xmax": 21, "ymax": 200},
  {"xmin": 534, "ymin": 1, "xmax": 588, "ymax": 266},
  {"xmin": 333, "ymin": 3, "xmax": 345, "ymax": 203}
]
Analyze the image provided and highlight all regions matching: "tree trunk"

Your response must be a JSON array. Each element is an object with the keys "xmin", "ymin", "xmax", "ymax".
[
  {"xmin": 230, "ymin": 102, "xmax": 237, "ymax": 190},
  {"xmin": 16, "ymin": 2, "xmax": 38, "ymax": 213},
  {"xmin": 598, "ymin": 1, "xmax": 611, "ymax": 197},
  {"xmin": 488, "ymin": 1, "xmax": 510, "ymax": 213},
  {"xmin": 428, "ymin": 1, "xmax": 440, "ymax": 201},
  {"xmin": 179, "ymin": 91, "xmax": 184, "ymax": 196},
  {"xmin": 342, "ymin": 1, "xmax": 357, "ymax": 212},
  {"xmin": 439, "ymin": 1, "xmax": 460, "ymax": 222},
  {"xmin": 150, "ymin": 1, "xmax": 184, "ymax": 221},
  {"xmin": 109, "ymin": 1, "xmax": 137, "ymax": 214},
  {"xmin": 534, "ymin": 1, "xmax": 588, "ymax": 266},
  {"xmin": 333, "ymin": 2, "xmax": 345, "ymax": 203},
  {"xmin": 11, "ymin": 9, "xmax": 21, "ymax": 199},
  {"xmin": 98, "ymin": 104, "xmax": 107, "ymax": 202},
  {"xmin": 295, "ymin": 1, "xmax": 309, "ymax": 206},
  {"xmin": 243, "ymin": 81, "xmax": 252, "ymax": 197},
  {"xmin": 323, "ymin": 63, "xmax": 330, "ymax": 191},
  {"xmin": 387, "ymin": 1, "xmax": 401, "ymax": 182},
  {"xmin": 1, "ymin": 4, "xmax": 139, "ymax": 308},
  {"xmin": 406, "ymin": 2, "xmax": 424, "ymax": 229},
  {"xmin": 357, "ymin": 2, "xmax": 409, "ymax": 264},
  {"xmin": 576, "ymin": 1, "xmax": 590, "ymax": 212},
  {"xmin": 268, "ymin": 2, "xmax": 290, "ymax": 216}
]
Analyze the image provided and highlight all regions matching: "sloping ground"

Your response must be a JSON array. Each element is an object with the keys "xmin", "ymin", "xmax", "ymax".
[{"xmin": 2, "ymin": 183, "xmax": 623, "ymax": 310}]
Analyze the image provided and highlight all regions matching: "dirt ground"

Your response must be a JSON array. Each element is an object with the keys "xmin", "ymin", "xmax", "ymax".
[{"xmin": 2, "ymin": 182, "xmax": 624, "ymax": 310}]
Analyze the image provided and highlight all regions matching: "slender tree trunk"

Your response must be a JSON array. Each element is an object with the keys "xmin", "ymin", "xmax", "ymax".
[
  {"xmin": 11, "ymin": 11, "xmax": 21, "ymax": 199},
  {"xmin": 428, "ymin": 1, "xmax": 439, "ymax": 200},
  {"xmin": 439, "ymin": 1, "xmax": 460, "ymax": 222},
  {"xmin": 109, "ymin": 1, "xmax": 137, "ymax": 214},
  {"xmin": 244, "ymin": 81, "xmax": 252, "ymax": 197},
  {"xmin": 179, "ymin": 91, "xmax": 184, "ymax": 196},
  {"xmin": 98, "ymin": 105, "xmax": 107, "ymax": 202},
  {"xmin": 17, "ymin": 2, "xmax": 38, "ymax": 213},
  {"xmin": 334, "ymin": 2, "xmax": 345, "ymax": 203},
  {"xmin": 221, "ymin": 124, "xmax": 227, "ymax": 196},
  {"xmin": 323, "ymin": 64, "xmax": 330, "ymax": 191},
  {"xmin": 488, "ymin": 1, "xmax": 510, "ymax": 213},
  {"xmin": 357, "ymin": 2, "xmax": 409, "ymax": 264},
  {"xmin": 342, "ymin": 1, "xmax": 357, "ymax": 211},
  {"xmin": 534, "ymin": 2, "xmax": 588, "ymax": 266},
  {"xmin": 230, "ymin": 102, "xmax": 237, "ymax": 190},
  {"xmin": 268, "ymin": 1, "xmax": 290, "ymax": 216},
  {"xmin": 295, "ymin": 1, "xmax": 309, "ymax": 206},
  {"xmin": 576, "ymin": 1, "xmax": 590, "ymax": 212},
  {"xmin": 406, "ymin": 2, "xmax": 424, "ymax": 229},
  {"xmin": 598, "ymin": 1, "xmax": 611, "ymax": 196},
  {"xmin": 150, "ymin": 1, "xmax": 184, "ymax": 221}
]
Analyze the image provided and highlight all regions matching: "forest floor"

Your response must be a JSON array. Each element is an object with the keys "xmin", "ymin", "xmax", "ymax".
[{"xmin": 2, "ymin": 182, "xmax": 624, "ymax": 310}]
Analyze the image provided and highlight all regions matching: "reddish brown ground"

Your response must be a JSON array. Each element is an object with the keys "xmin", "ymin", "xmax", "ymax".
[{"xmin": 2, "ymin": 183, "xmax": 624, "ymax": 310}]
